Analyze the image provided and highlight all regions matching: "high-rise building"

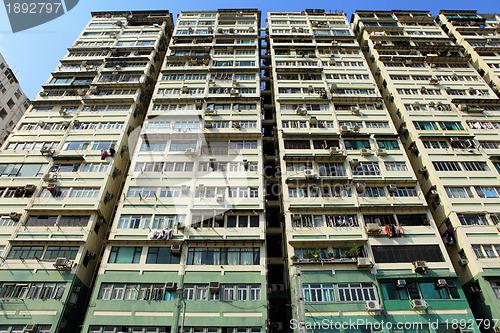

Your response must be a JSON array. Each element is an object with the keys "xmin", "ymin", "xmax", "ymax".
[
  {"xmin": 268, "ymin": 9, "xmax": 479, "ymax": 332},
  {"xmin": 80, "ymin": 9, "xmax": 268, "ymax": 333},
  {"xmin": 438, "ymin": 11, "xmax": 500, "ymax": 97},
  {"xmin": 0, "ymin": 11, "xmax": 172, "ymax": 333},
  {"xmin": 0, "ymin": 52, "xmax": 30, "ymax": 144},
  {"xmin": 353, "ymin": 10, "xmax": 500, "ymax": 332}
]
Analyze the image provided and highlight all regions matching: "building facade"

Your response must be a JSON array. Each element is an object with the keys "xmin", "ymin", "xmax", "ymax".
[
  {"xmin": 268, "ymin": 9, "xmax": 479, "ymax": 333},
  {"xmin": 0, "ymin": 52, "xmax": 30, "ymax": 144},
  {"xmin": 0, "ymin": 11, "xmax": 172, "ymax": 333},
  {"xmin": 353, "ymin": 10, "xmax": 500, "ymax": 332},
  {"xmin": 2, "ymin": 7, "xmax": 500, "ymax": 333},
  {"xmin": 438, "ymin": 11, "xmax": 500, "ymax": 98},
  {"xmin": 80, "ymin": 9, "xmax": 268, "ymax": 333}
]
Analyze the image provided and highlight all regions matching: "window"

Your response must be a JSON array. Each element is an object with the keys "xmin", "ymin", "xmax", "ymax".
[
  {"xmin": 445, "ymin": 187, "xmax": 474, "ymax": 199},
  {"xmin": 475, "ymin": 187, "xmax": 500, "ymax": 198},
  {"xmin": 118, "ymin": 215, "xmax": 152, "ymax": 229},
  {"xmin": 460, "ymin": 161, "xmax": 488, "ymax": 172},
  {"xmin": 284, "ymin": 140, "xmax": 309, "ymax": 149},
  {"xmin": 377, "ymin": 140, "xmax": 399, "ymax": 150},
  {"xmin": 146, "ymin": 247, "xmax": 181, "ymax": 264},
  {"xmin": 433, "ymin": 161, "xmax": 461, "ymax": 171},
  {"xmin": 392, "ymin": 187, "xmax": 417, "ymax": 197},
  {"xmin": 352, "ymin": 162, "xmax": 380, "ymax": 176},
  {"xmin": 140, "ymin": 141, "xmax": 166, "ymax": 152},
  {"xmin": 458, "ymin": 214, "xmax": 488, "ymax": 226},
  {"xmin": 7, "ymin": 246, "xmax": 44, "ymax": 259},
  {"xmin": 338, "ymin": 283, "xmax": 376, "ymax": 302},
  {"xmin": 187, "ymin": 247, "xmax": 260, "ymax": 265},
  {"xmin": 344, "ymin": 140, "xmax": 370, "ymax": 150},
  {"xmin": 108, "ymin": 247, "xmax": 142, "ymax": 264},
  {"xmin": 303, "ymin": 284, "xmax": 335, "ymax": 302},
  {"xmin": 169, "ymin": 140, "xmax": 197, "ymax": 152},
  {"xmin": 69, "ymin": 187, "xmax": 100, "ymax": 198},
  {"xmin": 490, "ymin": 281, "xmax": 500, "ymax": 299},
  {"xmin": 381, "ymin": 280, "xmax": 460, "ymax": 300},
  {"xmin": 363, "ymin": 187, "xmax": 385, "ymax": 197},
  {"xmin": 385, "ymin": 162, "xmax": 407, "ymax": 171},
  {"xmin": 372, "ymin": 245, "xmax": 445, "ymax": 263},
  {"xmin": 43, "ymin": 246, "xmax": 79, "ymax": 260},
  {"xmin": 473, "ymin": 245, "xmax": 500, "ymax": 259}
]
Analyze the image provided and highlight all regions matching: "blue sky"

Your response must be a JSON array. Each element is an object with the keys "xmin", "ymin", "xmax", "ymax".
[{"xmin": 0, "ymin": 0, "xmax": 496, "ymax": 99}]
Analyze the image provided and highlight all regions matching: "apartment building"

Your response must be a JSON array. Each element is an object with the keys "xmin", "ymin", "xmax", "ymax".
[
  {"xmin": 0, "ymin": 11, "xmax": 172, "ymax": 333},
  {"xmin": 438, "ymin": 11, "xmax": 500, "ymax": 97},
  {"xmin": 80, "ymin": 9, "xmax": 268, "ymax": 333},
  {"xmin": 353, "ymin": 10, "xmax": 500, "ymax": 332},
  {"xmin": 0, "ymin": 52, "xmax": 30, "ymax": 144},
  {"xmin": 267, "ymin": 9, "xmax": 479, "ymax": 332}
]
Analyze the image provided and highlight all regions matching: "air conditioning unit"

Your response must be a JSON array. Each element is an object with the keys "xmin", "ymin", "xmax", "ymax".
[
  {"xmin": 296, "ymin": 107, "xmax": 307, "ymax": 115},
  {"xmin": 216, "ymin": 195, "xmax": 225, "ymax": 202},
  {"xmin": 376, "ymin": 148, "xmax": 387, "ymax": 156},
  {"xmin": 230, "ymin": 89, "xmax": 239, "ymax": 96},
  {"xmin": 360, "ymin": 148, "xmax": 372, "ymax": 156},
  {"xmin": 458, "ymin": 258, "xmax": 469, "ymax": 266},
  {"xmin": 54, "ymin": 258, "xmax": 70, "ymax": 269},
  {"xmin": 357, "ymin": 257, "xmax": 373, "ymax": 268},
  {"xmin": 340, "ymin": 125, "xmax": 351, "ymax": 135},
  {"xmin": 396, "ymin": 279, "xmax": 407, "ymax": 288},
  {"xmin": 366, "ymin": 300, "xmax": 382, "ymax": 311},
  {"xmin": 43, "ymin": 173, "xmax": 57, "ymax": 182},
  {"xmin": 304, "ymin": 169, "xmax": 316, "ymax": 178},
  {"xmin": 59, "ymin": 109, "xmax": 68, "ymax": 115},
  {"xmin": 165, "ymin": 282, "xmax": 177, "ymax": 291},
  {"xmin": 309, "ymin": 117, "xmax": 317, "ymax": 125},
  {"xmin": 24, "ymin": 184, "xmax": 36, "ymax": 193},
  {"xmin": 232, "ymin": 80, "xmax": 239, "ymax": 87},
  {"xmin": 204, "ymin": 122, "xmax": 213, "ymax": 129},
  {"xmin": 115, "ymin": 20, "xmax": 123, "ymax": 26},
  {"xmin": 428, "ymin": 190, "xmax": 439, "ymax": 198},
  {"xmin": 181, "ymin": 185, "xmax": 189, "ymax": 194},
  {"xmin": 436, "ymin": 279, "xmax": 447, "ymax": 288},
  {"xmin": 37, "ymin": 120, "xmax": 45, "ymax": 127},
  {"xmin": 429, "ymin": 77, "xmax": 439, "ymax": 85},
  {"xmin": 350, "ymin": 106, "xmax": 360, "ymax": 114},
  {"xmin": 329, "ymin": 147, "xmax": 342, "ymax": 154},
  {"xmin": 292, "ymin": 214, "xmax": 301, "ymax": 221},
  {"xmin": 375, "ymin": 102, "xmax": 383, "ymax": 109},
  {"xmin": 9, "ymin": 212, "xmax": 21, "ymax": 221},
  {"xmin": 209, "ymin": 281, "xmax": 220, "ymax": 292},
  {"xmin": 181, "ymin": 86, "xmax": 189, "ymax": 93},
  {"xmin": 388, "ymin": 184, "xmax": 397, "ymax": 193},
  {"xmin": 234, "ymin": 123, "xmax": 241, "ymax": 129},
  {"xmin": 366, "ymin": 223, "xmax": 381, "ymax": 234},
  {"xmin": 356, "ymin": 183, "xmax": 366, "ymax": 194},
  {"xmin": 171, "ymin": 244, "xmax": 182, "ymax": 253},
  {"xmin": 205, "ymin": 108, "xmax": 216, "ymax": 115},
  {"xmin": 350, "ymin": 158, "xmax": 360, "ymax": 168},
  {"xmin": 410, "ymin": 299, "xmax": 428, "ymax": 309},
  {"xmin": 184, "ymin": 148, "xmax": 196, "ymax": 156},
  {"xmin": 25, "ymin": 325, "xmax": 38, "ymax": 333},
  {"xmin": 412, "ymin": 261, "xmax": 427, "ymax": 273},
  {"xmin": 77, "ymin": 89, "xmax": 86, "ymax": 96}
]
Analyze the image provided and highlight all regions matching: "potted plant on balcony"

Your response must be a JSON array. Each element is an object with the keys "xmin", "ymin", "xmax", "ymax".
[
  {"xmin": 341, "ymin": 245, "xmax": 361, "ymax": 261},
  {"xmin": 304, "ymin": 248, "xmax": 321, "ymax": 262},
  {"xmin": 290, "ymin": 255, "xmax": 298, "ymax": 263}
]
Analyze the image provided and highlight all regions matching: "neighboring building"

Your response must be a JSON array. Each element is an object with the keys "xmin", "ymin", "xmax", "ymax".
[
  {"xmin": 0, "ymin": 11, "xmax": 172, "ymax": 333},
  {"xmin": 438, "ymin": 11, "xmax": 500, "ymax": 98},
  {"xmin": 268, "ymin": 9, "xmax": 479, "ymax": 332},
  {"xmin": 0, "ymin": 52, "xmax": 30, "ymax": 144},
  {"xmin": 80, "ymin": 9, "xmax": 268, "ymax": 333},
  {"xmin": 353, "ymin": 10, "xmax": 500, "ymax": 332}
]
